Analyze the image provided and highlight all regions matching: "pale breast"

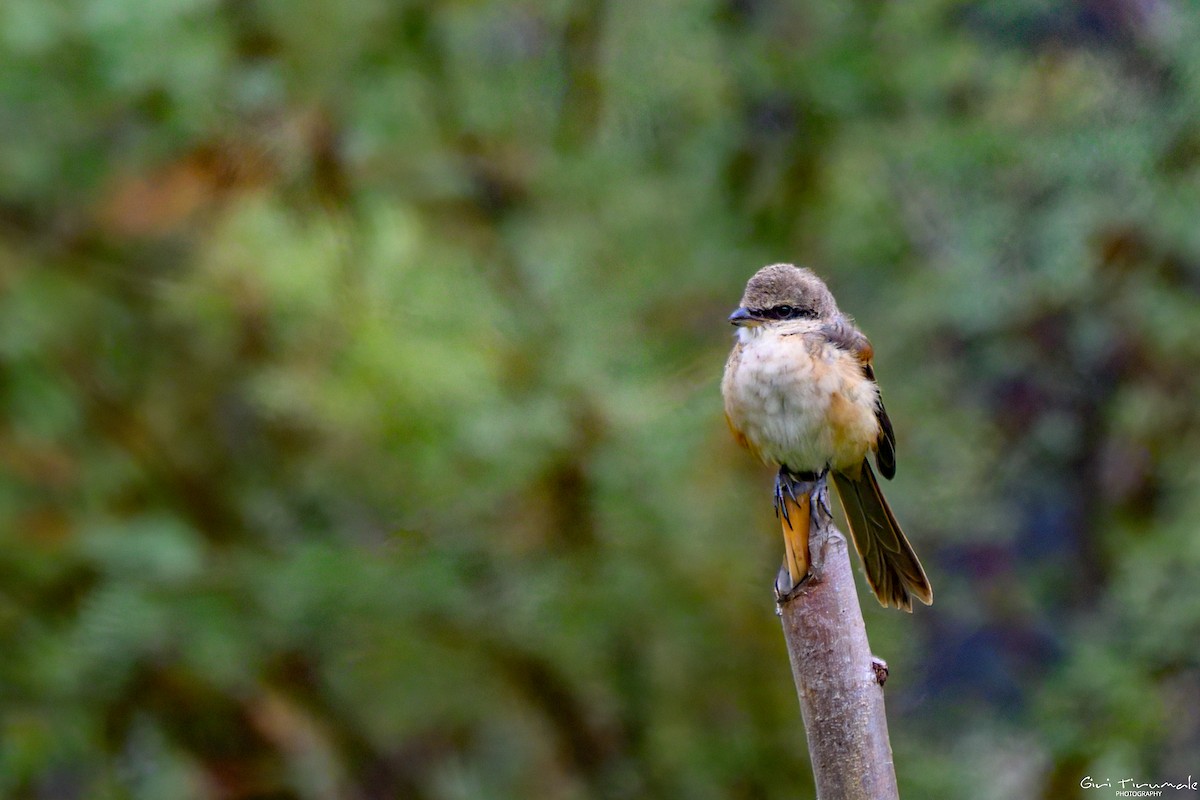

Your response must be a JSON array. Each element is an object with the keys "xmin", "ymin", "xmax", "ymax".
[{"xmin": 722, "ymin": 325, "xmax": 880, "ymax": 471}]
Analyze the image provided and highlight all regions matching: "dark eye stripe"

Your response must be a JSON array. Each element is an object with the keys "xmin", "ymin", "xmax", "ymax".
[{"xmin": 754, "ymin": 305, "xmax": 816, "ymax": 320}]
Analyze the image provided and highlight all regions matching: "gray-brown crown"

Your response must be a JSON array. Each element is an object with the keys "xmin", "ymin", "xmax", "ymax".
[{"xmin": 739, "ymin": 264, "xmax": 839, "ymax": 318}]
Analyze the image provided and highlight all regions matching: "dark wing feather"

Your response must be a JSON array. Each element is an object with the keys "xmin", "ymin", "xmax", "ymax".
[
  {"xmin": 862, "ymin": 362, "xmax": 896, "ymax": 480},
  {"xmin": 820, "ymin": 317, "xmax": 897, "ymax": 480}
]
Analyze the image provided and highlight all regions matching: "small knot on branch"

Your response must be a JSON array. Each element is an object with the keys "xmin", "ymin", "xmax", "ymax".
[{"xmin": 872, "ymin": 657, "xmax": 889, "ymax": 686}]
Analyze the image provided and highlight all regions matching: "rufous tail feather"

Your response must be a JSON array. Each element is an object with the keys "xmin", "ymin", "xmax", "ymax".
[{"xmin": 779, "ymin": 490, "xmax": 810, "ymax": 586}]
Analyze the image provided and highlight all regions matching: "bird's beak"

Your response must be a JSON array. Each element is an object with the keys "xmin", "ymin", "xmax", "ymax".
[{"xmin": 728, "ymin": 307, "xmax": 760, "ymax": 327}]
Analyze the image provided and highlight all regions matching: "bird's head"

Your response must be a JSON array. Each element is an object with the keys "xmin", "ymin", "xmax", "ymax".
[{"xmin": 729, "ymin": 263, "xmax": 839, "ymax": 328}]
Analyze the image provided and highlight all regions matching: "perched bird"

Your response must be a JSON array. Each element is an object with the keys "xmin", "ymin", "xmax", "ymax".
[{"xmin": 721, "ymin": 264, "xmax": 932, "ymax": 610}]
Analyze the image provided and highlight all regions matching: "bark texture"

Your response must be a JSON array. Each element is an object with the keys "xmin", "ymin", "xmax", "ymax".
[{"xmin": 776, "ymin": 482, "xmax": 900, "ymax": 800}]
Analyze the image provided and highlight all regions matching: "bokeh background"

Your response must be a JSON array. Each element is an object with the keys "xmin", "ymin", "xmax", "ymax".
[{"xmin": 3, "ymin": 0, "xmax": 1200, "ymax": 798}]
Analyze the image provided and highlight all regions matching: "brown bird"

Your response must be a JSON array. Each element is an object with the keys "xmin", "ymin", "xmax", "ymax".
[{"xmin": 721, "ymin": 264, "xmax": 932, "ymax": 610}]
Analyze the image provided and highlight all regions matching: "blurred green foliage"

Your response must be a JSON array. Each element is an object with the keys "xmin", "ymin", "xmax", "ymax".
[{"xmin": 2, "ymin": 0, "xmax": 1200, "ymax": 798}]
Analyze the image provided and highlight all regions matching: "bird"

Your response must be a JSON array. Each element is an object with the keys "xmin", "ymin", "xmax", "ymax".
[{"xmin": 721, "ymin": 263, "xmax": 932, "ymax": 611}]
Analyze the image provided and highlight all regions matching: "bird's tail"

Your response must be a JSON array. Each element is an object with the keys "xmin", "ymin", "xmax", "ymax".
[{"xmin": 831, "ymin": 461, "xmax": 933, "ymax": 612}]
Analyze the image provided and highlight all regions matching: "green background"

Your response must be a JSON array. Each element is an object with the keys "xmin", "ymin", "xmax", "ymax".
[{"xmin": 2, "ymin": 0, "xmax": 1199, "ymax": 797}]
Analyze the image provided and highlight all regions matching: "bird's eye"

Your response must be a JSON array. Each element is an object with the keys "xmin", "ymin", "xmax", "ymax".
[{"xmin": 776, "ymin": 305, "xmax": 793, "ymax": 318}]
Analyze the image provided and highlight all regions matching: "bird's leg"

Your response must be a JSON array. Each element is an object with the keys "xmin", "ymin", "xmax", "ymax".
[
  {"xmin": 773, "ymin": 467, "xmax": 822, "ymax": 603},
  {"xmin": 807, "ymin": 468, "xmax": 832, "ymax": 577},
  {"xmin": 813, "ymin": 468, "xmax": 832, "ymax": 520}
]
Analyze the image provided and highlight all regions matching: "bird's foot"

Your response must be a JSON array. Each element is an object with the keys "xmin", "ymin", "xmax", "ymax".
[
  {"xmin": 813, "ymin": 474, "xmax": 833, "ymax": 520},
  {"xmin": 773, "ymin": 467, "xmax": 824, "ymax": 524}
]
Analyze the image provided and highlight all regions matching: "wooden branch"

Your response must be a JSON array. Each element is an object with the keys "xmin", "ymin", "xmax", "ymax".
[{"xmin": 776, "ymin": 480, "xmax": 900, "ymax": 800}]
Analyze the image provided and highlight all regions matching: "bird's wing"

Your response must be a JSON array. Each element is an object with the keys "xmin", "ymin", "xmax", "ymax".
[{"xmin": 820, "ymin": 316, "xmax": 896, "ymax": 479}]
